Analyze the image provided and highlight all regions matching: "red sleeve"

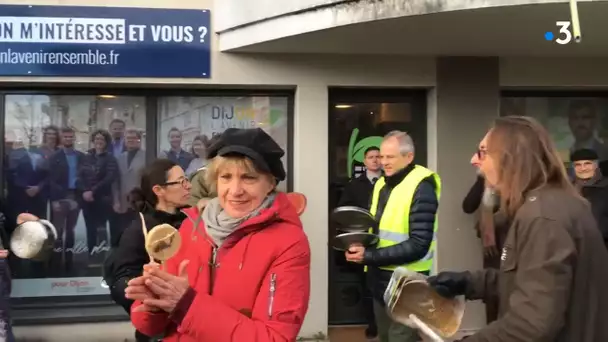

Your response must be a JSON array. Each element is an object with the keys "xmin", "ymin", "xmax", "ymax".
[
  {"xmin": 177, "ymin": 233, "xmax": 311, "ymax": 342},
  {"xmin": 130, "ymin": 223, "xmax": 190, "ymax": 336}
]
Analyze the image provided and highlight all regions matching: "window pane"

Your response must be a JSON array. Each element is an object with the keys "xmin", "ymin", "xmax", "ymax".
[
  {"xmin": 500, "ymin": 96, "xmax": 608, "ymax": 163},
  {"xmin": 4, "ymin": 94, "xmax": 146, "ymax": 298},
  {"xmin": 158, "ymin": 96, "xmax": 290, "ymax": 191}
]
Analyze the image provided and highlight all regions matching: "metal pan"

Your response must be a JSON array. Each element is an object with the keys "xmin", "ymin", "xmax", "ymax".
[
  {"xmin": 331, "ymin": 206, "xmax": 378, "ymax": 232},
  {"xmin": 332, "ymin": 232, "xmax": 378, "ymax": 251},
  {"xmin": 10, "ymin": 219, "xmax": 58, "ymax": 261}
]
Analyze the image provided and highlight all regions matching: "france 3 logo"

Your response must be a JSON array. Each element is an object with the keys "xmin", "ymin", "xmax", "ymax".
[{"xmin": 544, "ymin": 21, "xmax": 581, "ymax": 45}]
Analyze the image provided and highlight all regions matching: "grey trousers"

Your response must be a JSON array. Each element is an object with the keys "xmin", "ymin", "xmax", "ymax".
[{"xmin": 373, "ymin": 300, "xmax": 421, "ymax": 342}]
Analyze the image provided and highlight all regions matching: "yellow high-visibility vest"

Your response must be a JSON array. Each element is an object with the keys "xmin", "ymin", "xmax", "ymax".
[{"xmin": 368, "ymin": 165, "xmax": 441, "ymax": 272}]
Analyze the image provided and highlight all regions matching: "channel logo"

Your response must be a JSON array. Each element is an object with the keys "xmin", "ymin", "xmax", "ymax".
[{"xmin": 545, "ymin": 21, "xmax": 581, "ymax": 44}]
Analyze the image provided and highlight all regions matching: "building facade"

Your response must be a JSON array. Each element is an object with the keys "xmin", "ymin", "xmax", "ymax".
[{"xmin": 1, "ymin": 0, "xmax": 608, "ymax": 340}]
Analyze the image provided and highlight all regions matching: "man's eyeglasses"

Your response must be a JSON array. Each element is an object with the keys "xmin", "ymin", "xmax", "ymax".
[
  {"xmin": 163, "ymin": 178, "xmax": 191, "ymax": 188},
  {"xmin": 476, "ymin": 149, "xmax": 487, "ymax": 160}
]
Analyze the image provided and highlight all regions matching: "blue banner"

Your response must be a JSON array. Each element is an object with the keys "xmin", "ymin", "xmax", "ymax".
[{"xmin": 0, "ymin": 5, "xmax": 211, "ymax": 78}]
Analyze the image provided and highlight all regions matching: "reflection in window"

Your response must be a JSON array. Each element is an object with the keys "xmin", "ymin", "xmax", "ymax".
[
  {"xmin": 501, "ymin": 96, "xmax": 608, "ymax": 163},
  {"xmin": 4, "ymin": 94, "xmax": 146, "ymax": 298},
  {"xmin": 158, "ymin": 96, "xmax": 290, "ymax": 191}
]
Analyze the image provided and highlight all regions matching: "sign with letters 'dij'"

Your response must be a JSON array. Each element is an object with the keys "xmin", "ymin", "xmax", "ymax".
[{"xmin": 0, "ymin": 5, "xmax": 211, "ymax": 78}]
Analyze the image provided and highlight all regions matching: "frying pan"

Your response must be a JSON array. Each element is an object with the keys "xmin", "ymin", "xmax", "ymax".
[
  {"xmin": 10, "ymin": 219, "xmax": 58, "ymax": 261},
  {"xmin": 332, "ymin": 231, "xmax": 379, "ymax": 251},
  {"xmin": 331, "ymin": 206, "xmax": 378, "ymax": 232}
]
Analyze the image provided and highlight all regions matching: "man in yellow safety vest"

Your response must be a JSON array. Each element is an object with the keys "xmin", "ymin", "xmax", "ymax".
[{"xmin": 345, "ymin": 130, "xmax": 440, "ymax": 342}]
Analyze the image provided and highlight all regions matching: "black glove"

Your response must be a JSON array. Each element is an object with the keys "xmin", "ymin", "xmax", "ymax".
[{"xmin": 427, "ymin": 271, "xmax": 470, "ymax": 298}]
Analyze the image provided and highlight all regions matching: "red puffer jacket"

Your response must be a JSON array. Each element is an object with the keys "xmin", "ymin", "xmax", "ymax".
[{"xmin": 130, "ymin": 192, "xmax": 311, "ymax": 342}]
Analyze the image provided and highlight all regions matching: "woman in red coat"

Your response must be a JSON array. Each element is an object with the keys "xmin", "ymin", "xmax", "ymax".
[{"xmin": 125, "ymin": 128, "xmax": 311, "ymax": 342}]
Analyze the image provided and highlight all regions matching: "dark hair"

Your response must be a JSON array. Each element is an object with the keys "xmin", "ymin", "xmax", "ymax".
[
  {"xmin": 488, "ymin": 116, "xmax": 578, "ymax": 218},
  {"xmin": 129, "ymin": 159, "xmax": 178, "ymax": 212},
  {"xmin": 568, "ymin": 100, "xmax": 596, "ymax": 117},
  {"xmin": 109, "ymin": 119, "xmax": 126, "ymax": 127},
  {"xmin": 43, "ymin": 125, "xmax": 61, "ymax": 146},
  {"xmin": 190, "ymin": 135, "xmax": 207, "ymax": 156},
  {"xmin": 60, "ymin": 127, "xmax": 75, "ymax": 134},
  {"xmin": 90, "ymin": 129, "xmax": 112, "ymax": 147},
  {"xmin": 168, "ymin": 127, "xmax": 181, "ymax": 137},
  {"xmin": 364, "ymin": 146, "xmax": 379, "ymax": 156}
]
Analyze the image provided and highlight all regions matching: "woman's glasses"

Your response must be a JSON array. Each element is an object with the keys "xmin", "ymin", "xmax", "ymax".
[{"xmin": 163, "ymin": 178, "xmax": 191, "ymax": 189}]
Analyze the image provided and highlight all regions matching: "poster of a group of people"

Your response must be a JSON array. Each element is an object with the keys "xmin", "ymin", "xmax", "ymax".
[{"xmin": 3, "ymin": 94, "xmax": 289, "ymax": 298}]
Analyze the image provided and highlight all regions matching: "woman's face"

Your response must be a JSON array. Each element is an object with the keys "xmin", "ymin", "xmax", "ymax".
[
  {"xmin": 471, "ymin": 131, "xmax": 498, "ymax": 188},
  {"xmin": 156, "ymin": 166, "xmax": 192, "ymax": 208},
  {"xmin": 93, "ymin": 133, "xmax": 107, "ymax": 151},
  {"xmin": 192, "ymin": 140, "xmax": 206, "ymax": 158},
  {"xmin": 217, "ymin": 164, "xmax": 275, "ymax": 219}
]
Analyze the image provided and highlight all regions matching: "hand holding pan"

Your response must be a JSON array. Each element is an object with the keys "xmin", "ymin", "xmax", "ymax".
[{"xmin": 286, "ymin": 192, "xmax": 307, "ymax": 216}]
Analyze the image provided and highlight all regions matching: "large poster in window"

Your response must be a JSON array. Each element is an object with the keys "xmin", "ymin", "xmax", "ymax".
[
  {"xmin": 157, "ymin": 96, "xmax": 290, "ymax": 191},
  {"xmin": 501, "ymin": 96, "xmax": 608, "ymax": 163},
  {"xmin": 4, "ymin": 94, "xmax": 146, "ymax": 298}
]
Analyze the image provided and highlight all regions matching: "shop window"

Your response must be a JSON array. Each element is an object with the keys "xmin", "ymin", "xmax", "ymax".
[
  {"xmin": 501, "ymin": 95, "xmax": 608, "ymax": 165},
  {"xmin": 3, "ymin": 94, "xmax": 146, "ymax": 298},
  {"xmin": 157, "ymin": 96, "xmax": 290, "ymax": 191}
]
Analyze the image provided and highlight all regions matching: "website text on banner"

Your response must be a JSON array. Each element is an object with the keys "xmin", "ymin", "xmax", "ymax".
[{"xmin": 0, "ymin": 5, "xmax": 211, "ymax": 78}]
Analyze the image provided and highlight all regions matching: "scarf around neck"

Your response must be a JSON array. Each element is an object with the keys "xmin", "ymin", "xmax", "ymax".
[{"xmin": 202, "ymin": 193, "xmax": 276, "ymax": 247}]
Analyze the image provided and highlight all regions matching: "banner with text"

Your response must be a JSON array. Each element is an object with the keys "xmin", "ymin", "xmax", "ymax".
[{"xmin": 0, "ymin": 5, "xmax": 211, "ymax": 78}]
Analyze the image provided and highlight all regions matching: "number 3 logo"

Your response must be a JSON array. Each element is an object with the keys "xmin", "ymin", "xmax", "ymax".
[{"xmin": 556, "ymin": 21, "xmax": 572, "ymax": 45}]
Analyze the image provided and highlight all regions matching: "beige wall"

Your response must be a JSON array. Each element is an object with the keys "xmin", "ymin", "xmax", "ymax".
[{"xmin": 5, "ymin": 1, "xmax": 608, "ymax": 341}]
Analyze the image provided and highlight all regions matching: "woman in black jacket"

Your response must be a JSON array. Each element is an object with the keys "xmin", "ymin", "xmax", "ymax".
[{"xmin": 104, "ymin": 159, "xmax": 191, "ymax": 342}]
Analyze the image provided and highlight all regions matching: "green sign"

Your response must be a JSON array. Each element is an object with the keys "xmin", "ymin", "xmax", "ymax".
[{"xmin": 347, "ymin": 128, "xmax": 382, "ymax": 178}]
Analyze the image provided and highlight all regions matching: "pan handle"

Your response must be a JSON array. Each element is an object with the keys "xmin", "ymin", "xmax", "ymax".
[{"xmin": 409, "ymin": 314, "xmax": 444, "ymax": 342}]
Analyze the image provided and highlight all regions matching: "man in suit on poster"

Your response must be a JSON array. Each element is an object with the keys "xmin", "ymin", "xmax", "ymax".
[
  {"xmin": 113, "ymin": 129, "xmax": 146, "ymax": 246},
  {"xmin": 568, "ymin": 100, "xmax": 608, "ymax": 161}
]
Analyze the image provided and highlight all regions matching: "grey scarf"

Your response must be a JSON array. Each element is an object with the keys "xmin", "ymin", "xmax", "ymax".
[{"xmin": 202, "ymin": 193, "xmax": 276, "ymax": 247}]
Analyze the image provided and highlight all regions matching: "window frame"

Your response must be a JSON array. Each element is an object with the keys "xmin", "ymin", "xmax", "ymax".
[{"xmin": 0, "ymin": 86, "xmax": 294, "ymax": 324}]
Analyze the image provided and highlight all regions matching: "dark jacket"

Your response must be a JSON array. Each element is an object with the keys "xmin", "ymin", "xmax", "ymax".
[
  {"xmin": 104, "ymin": 207, "xmax": 187, "ymax": 314},
  {"xmin": 48, "ymin": 149, "xmax": 85, "ymax": 201},
  {"xmin": 338, "ymin": 173, "xmax": 377, "ymax": 209},
  {"xmin": 463, "ymin": 187, "xmax": 608, "ymax": 342},
  {"xmin": 462, "ymin": 175, "xmax": 485, "ymax": 214},
  {"xmin": 80, "ymin": 150, "xmax": 119, "ymax": 201},
  {"xmin": 578, "ymin": 177, "xmax": 608, "ymax": 241},
  {"xmin": 363, "ymin": 164, "xmax": 439, "ymax": 304}
]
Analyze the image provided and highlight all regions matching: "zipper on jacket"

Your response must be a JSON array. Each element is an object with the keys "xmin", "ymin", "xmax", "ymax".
[
  {"xmin": 208, "ymin": 247, "xmax": 218, "ymax": 295},
  {"xmin": 268, "ymin": 273, "xmax": 277, "ymax": 319}
]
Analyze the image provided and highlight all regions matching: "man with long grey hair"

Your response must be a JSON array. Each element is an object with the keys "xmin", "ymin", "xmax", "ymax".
[{"xmin": 345, "ymin": 130, "xmax": 440, "ymax": 342}]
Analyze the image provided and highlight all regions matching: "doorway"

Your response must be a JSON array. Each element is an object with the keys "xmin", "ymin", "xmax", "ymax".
[{"xmin": 327, "ymin": 88, "xmax": 427, "ymax": 325}]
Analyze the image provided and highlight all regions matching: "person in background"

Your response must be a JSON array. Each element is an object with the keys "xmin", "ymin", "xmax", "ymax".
[
  {"xmin": 108, "ymin": 119, "xmax": 126, "ymax": 156},
  {"xmin": 345, "ymin": 131, "xmax": 440, "ymax": 342},
  {"xmin": 568, "ymin": 100, "xmax": 608, "ymax": 161},
  {"xmin": 184, "ymin": 135, "xmax": 208, "ymax": 178},
  {"xmin": 428, "ymin": 116, "xmax": 608, "ymax": 342},
  {"xmin": 461, "ymin": 170, "xmax": 508, "ymax": 324},
  {"xmin": 80, "ymin": 129, "xmax": 119, "ymax": 260},
  {"xmin": 38, "ymin": 125, "xmax": 61, "ymax": 159},
  {"xmin": 160, "ymin": 127, "xmax": 193, "ymax": 170},
  {"xmin": 337, "ymin": 145, "xmax": 381, "ymax": 341},
  {"xmin": 48, "ymin": 127, "xmax": 85, "ymax": 275},
  {"xmin": 113, "ymin": 128, "xmax": 146, "ymax": 247},
  {"xmin": 126, "ymin": 128, "xmax": 311, "ymax": 342},
  {"xmin": 187, "ymin": 133, "xmax": 222, "ymax": 210},
  {"xmin": 105, "ymin": 159, "xmax": 190, "ymax": 342},
  {"xmin": 570, "ymin": 148, "xmax": 608, "ymax": 249}
]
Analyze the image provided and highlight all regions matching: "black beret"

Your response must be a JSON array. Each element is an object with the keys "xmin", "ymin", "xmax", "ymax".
[
  {"xmin": 570, "ymin": 148, "xmax": 599, "ymax": 162},
  {"xmin": 207, "ymin": 128, "xmax": 286, "ymax": 182}
]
